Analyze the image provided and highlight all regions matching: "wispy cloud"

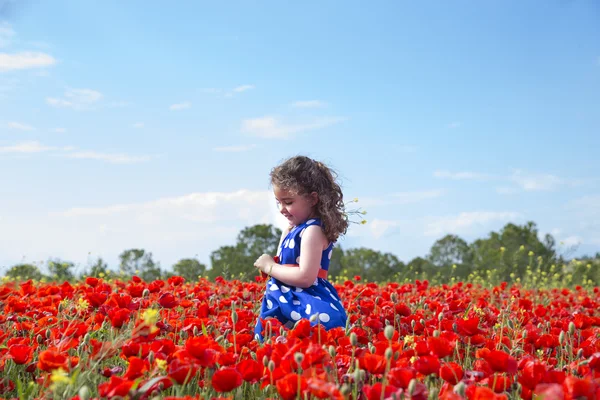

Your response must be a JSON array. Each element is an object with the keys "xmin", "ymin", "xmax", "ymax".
[
  {"xmin": 52, "ymin": 128, "xmax": 66, "ymax": 133},
  {"xmin": 0, "ymin": 51, "xmax": 56, "ymax": 72},
  {"xmin": 169, "ymin": 101, "xmax": 191, "ymax": 111},
  {"xmin": 435, "ymin": 169, "xmax": 587, "ymax": 192},
  {"xmin": 424, "ymin": 211, "xmax": 520, "ymax": 237},
  {"xmin": 0, "ymin": 140, "xmax": 62, "ymax": 154},
  {"xmin": 7, "ymin": 121, "xmax": 34, "ymax": 131},
  {"xmin": 359, "ymin": 190, "xmax": 444, "ymax": 208},
  {"xmin": 63, "ymin": 151, "xmax": 152, "ymax": 164},
  {"xmin": 213, "ymin": 144, "xmax": 257, "ymax": 152},
  {"xmin": 46, "ymin": 88, "xmax": 103, "ymax": 110},
  {"xmin": 448, "ymin": 121, "xmax": 461, "ymax": 129},
  {"xmin": 132, "ymin": 122, "xmax": 144, "ymax": 129},
  {"xmin": 0, "ymin": 140, "xmax": 152, "ymax": 164},
  {"xmin": 292, "ymin": 100, "xmax": 327, "ymax": 108},
  {"xmin": 233, "ymin": 84, "xmax": 254, "ymax": 93},
  {"xmin": 242, "ymin": 115, "xmax": 346, "ymax": 139}
]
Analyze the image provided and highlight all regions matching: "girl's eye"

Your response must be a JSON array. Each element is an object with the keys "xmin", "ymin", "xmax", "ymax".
[{"xmin": 284, "ymin": 202, "xmax": 293, "ymax": 206}]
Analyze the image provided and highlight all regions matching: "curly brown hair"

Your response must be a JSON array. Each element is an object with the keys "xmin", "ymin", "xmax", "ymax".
[{"xmin": 270, "ymin": 155, "xmax": 348, "ymax": 243}]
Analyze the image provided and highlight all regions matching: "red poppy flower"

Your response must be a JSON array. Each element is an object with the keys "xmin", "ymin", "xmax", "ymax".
[
  {"xmin": 276, "ymin": 373, "xmax": 308, "ymax": 400},
  {"xmin": 211, "ymin": 367, "xmax": 243, "ymax": 393},
  {"xmin": 236, "ymin": 359, "xmax": 263, "ymax": 383},
  {"xmin": 440, "ymin": 362, "xmax": 464, "ymax": 385},
  {"xmin": 363, "ymin": 383, "xmax": 404, "ymax": 400},
  {"xmin": 98, "ymin": 376, "xmax": 135, "ymax": 398},
  {"xmin": 37, "ymin": 348, "xmax": 69, "ymax": 372},
  {"xmin": 482, "ymin": 350, "xmax": 517, "ymax": 375},
  {"xmin": 387, "ymin": 367, "xmax": 416, "ymax": 389},
  {"xmin": 8, "ymin": 344, "xmax": 33, "ymax": 365},
  {"xmin": 167, "ymin": 357, "xmax": 199, "ymax": 385},
  {"xmin": 158, "ymin": 292, "xmax": 179, "ymax": 308}
]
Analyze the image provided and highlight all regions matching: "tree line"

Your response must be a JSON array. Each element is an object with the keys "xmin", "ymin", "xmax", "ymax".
[{"xmin": 3, "ymin": 221, "xmax": 599, "ymax": 287}]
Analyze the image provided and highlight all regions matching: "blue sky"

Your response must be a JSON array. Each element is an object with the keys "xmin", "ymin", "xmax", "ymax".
[{"xmin": 1, "ymin": 1, "xmax": 599, "ymax": 272}]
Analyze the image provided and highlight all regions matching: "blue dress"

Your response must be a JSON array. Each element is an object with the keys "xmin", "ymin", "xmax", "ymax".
[{"xmin": 254, "ymin": 218, "xmax": 348, "ymax": 340}]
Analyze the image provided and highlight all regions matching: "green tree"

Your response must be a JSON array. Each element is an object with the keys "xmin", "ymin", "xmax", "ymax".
[
  {"xmin": 326, "ymin": 246, "xmax": 345, "ymax": 279},
  {"xmin": 119, "ymin": 249, "xmax": 162, "ymax": 282},
  {"xmin": 84, "ymin": 257, "xmax": 109, "ymax": 278},
  {"xmin": 428, "ymin": 234, "xmax": 473, "ymax": 280},
  {"xmin": 208, "ymin": 224, "xmax": 282, "ymax": 281},
  {"xmin": 470, "ymin": 221, "xmax": 558, "ymax": 283},
  {"xmin": 47, "ymin": 259, "xmax": 75, "ymax": 282},
  {"xmin": 172, "ymin": 258, "xmax": 206, "ymax": 282},
  {"xmin": 340, "ymin": 248, "xmax": 404, "ymax": 282},
  {"xmin": 5, "ymin": 263, "xmax": 44, "ymax": 281}
]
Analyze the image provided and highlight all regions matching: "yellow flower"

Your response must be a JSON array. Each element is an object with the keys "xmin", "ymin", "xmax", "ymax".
[
  {"xmin": 50, "ymin": 368, "xmax": 72, "ymax": 391},
  {"xmin": 361, "ymin": 220, "xmax": 367, "ymax": 225},
  {"xmin": 353, "ymin": 198, "xmax": 359, "ymax": 203},
  {"xmin": 500, "ymin": 247, "xmax": 506, "ymax": 252},
  {"xmin": 528, "ymin": 251, "xmax": 534, "ymax": 257},
  {"xmin": 155, "ymin": 358, "xmax": 167, "ymax": 371},
  {"xmin": 142, "ymin": 309, "xmax": 159, "ymax": 326},
  {"xmin": 403, "ymin": 335, "xmax": 414, "ymax": 345},
  {"xmin": 77, "ymin": 298, "xmax": 90, "ymax": 312}
]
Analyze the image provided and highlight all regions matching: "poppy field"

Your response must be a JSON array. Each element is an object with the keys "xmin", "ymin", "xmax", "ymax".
[{"xmin": 0, "ymin": 276, "xmax": 598, "ymax": 400}]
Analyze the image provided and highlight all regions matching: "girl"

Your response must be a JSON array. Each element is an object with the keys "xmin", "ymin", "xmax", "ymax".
[{"xmin": 253, "ymin": 155, "xmax": 349, "ymax": 340}]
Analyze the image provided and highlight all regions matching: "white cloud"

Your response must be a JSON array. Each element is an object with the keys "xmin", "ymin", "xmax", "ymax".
[
  {"xmin": 233, "ymin": 84, "xmax": 254, "ymax": 93},
  {"xmin": 0, "ymin": 140, "xmax": 59, "ymax": 154},
  {"xmin": 213, "ymin": 144, "xmax": 257, "ymax": 152},
  {"xmin": 559, "ymin": 235, "xmax": 583, "ymax": 247},
  {"xmin": 52, "ymin": 128, "xmax": 66, "ymax": 133},
  {"xmin": 292, "ymin": 100, "xmax": 327, "ymax": 108},
  {"xmin": 169, "ymin": 101, "xmax": 191, "ymax": 111},
  {"xmin": 1, "ymin": 190, "xmax": 279, "ymax": 269},
  {"xmin": 63, "ymin": 151, "xmax": 151, "ymax": 164},
  {"xmin": 7, "ymin": 121, "xmax": 34, "ymax": 131},
  {"xmin": 0, "ymin": 51, "xmax": 56, "ymax": 72},
  {"xmin": 46, "ymin": 88, "xmax": 103, "ymax": 110},
  {"xmin": 510, "ymin": 170, "xmax": 561, "ymax": 191},
  {"xmin": 424, "ymin": 211, "xmax": 520, "ymax": 237},
  {"xmin": 368, "ymin": 219, "xmax": 403, "ymax": 239},
  {"xmin": 132, "ymin": 122, "xmax": 144, "ymax": 129},
  {"xmin": 242, "ymin": 115, "xmax": 346, "ymax": 139},
  {"xmin": 448, "ymin": 121, "xmax": 461, "ymax": 128},
  {"xmin": 435, "ymin": 169, "xmax": 586, "ymax": 192}
]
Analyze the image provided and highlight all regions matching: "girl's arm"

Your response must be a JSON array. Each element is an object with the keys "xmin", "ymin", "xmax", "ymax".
[{"xmin": 256, "ymin": 225, "xmax": 326, "ymax": 288}]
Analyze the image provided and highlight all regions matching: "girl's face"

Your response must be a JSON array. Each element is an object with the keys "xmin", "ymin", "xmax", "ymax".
[{"xmin": 273, "ymin": 185, "xmax": 318, "ymax": 226}]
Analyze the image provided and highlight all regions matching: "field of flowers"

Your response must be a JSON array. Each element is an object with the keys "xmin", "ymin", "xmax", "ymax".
[{"xmin": 0, "ymin": 275, "xmax": 598, "ymax": 400}]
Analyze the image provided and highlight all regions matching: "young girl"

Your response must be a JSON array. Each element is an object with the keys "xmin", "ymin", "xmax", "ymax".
[{"xmin": 253, "ymin": 155, "xmax": 349, "ymax": 340}]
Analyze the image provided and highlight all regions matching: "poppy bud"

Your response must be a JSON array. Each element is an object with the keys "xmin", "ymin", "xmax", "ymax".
[
  {"xmin": 454, "ymin": 381, "xmax": 466, "ymax": 397},
  {"xmin": 568, "ymin": 321, "xmax": 575, "ymax": 336},
  {"xmin": 142, "ymin": 288, "xmax": 150, "ymax": 298},
  {"xmin": 433, "ymin": 330, "xmax": 440, "ymax": 338},
  {"xmin": 385, "ymin": 347, "xmax": 393, "ymax": 360},
  {"xmin": 294, "ymin": 352, "xmax": 304, "ymax": 365},
  {"xmin": 350, "ymin": 332, "xmax": 358, "ymax": 346},
  {"xmin": 79, "ymin": 386, "xmax": 90, "ymax": 400},
  {"xmin": 408, "ymin": 378, "xmax": 417, "ymax": 395},
  {"xmin": 262, "ymin": 355, "xmax": 269, "ymax": 367},
  {"xmin": 328, "ymin": 345, "xmax": 336, "ymax": 358},
  {"xmin": 268, "ymin": 360, "xmax": 275, "ymax": 372},
  {"xmin": 559, "ymin": 331, "xmax": 565, "ymax": 345},
  {"xmin": 384, "ymin": 325, "xmax": 394, "ymax": 341}
]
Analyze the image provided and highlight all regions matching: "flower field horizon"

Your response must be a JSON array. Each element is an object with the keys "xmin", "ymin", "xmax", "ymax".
[{"xmin": 0, "ymin": 275, "xmax": 598, "ymax": 400}]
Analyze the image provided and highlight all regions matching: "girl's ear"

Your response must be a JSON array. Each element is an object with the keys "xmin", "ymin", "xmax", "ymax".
[{"xmin": 310, "ymin": 191, "xmax": 319, "ymax": 207}]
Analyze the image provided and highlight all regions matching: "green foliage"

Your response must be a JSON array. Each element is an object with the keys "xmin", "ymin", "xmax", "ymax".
[
  {"xmin": 3, "ymin": 220, "xmax": 599, "ymax": 287},
  {"xmin": 119, "ymin": 249, "xmax": 162, "ymax": 282},
  {"xmin": 5, "ymin": 263, "xmax": 43, "ymax": 281},
  {"xmin": 47, "ymin": 259, "xmax": 75, "ymax": 282},
  {"xmin": 208, "ymin": 224, "xmax": 282, "ymax": 281},
  {"xmin": 171, "ymin": 258, "xmax": 206, "ymax": 282}
]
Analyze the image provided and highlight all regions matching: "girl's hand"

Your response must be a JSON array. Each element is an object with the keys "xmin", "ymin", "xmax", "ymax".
[{"xmin": 254, "ymin": 254, "xmax": 275, "ymax": 274}]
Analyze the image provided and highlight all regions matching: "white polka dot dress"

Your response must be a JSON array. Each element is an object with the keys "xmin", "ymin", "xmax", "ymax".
[{"xmin": 255, "ymin": 218, "xmax": 347, "ymax": 340}]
